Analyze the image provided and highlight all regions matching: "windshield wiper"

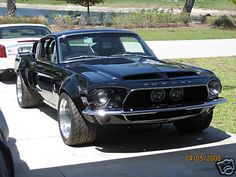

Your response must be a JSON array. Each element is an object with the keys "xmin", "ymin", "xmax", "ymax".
[
  {"xmin": 66, "ymin": 55, "xmax": 98, "ymax": 61},
  {"xmin": 64, "ymin": 55, "xmax": 99, "ymax": 62},
  {"xmin": 110, "ymin": 53, "xmax": 155, "ymax": 58}
]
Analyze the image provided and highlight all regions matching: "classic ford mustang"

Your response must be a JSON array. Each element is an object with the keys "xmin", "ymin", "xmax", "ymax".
[{"xmin": 15, "ymin": 29, "xmax": 226, "ymax": 146}]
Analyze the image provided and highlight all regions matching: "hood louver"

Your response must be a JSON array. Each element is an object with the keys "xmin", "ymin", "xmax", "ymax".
[
  {"xmin": 123, "ymin": 73, "xmax": 160, "ymax": 81},
  {"xmin": 166, "ymin": 72, "xmax": 198, "ymax": 78}
]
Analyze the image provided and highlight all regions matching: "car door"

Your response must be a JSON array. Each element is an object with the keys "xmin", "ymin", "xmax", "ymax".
[{"xmin": 32, "ymin": 37, "xmax": 59, "ymax": 106}]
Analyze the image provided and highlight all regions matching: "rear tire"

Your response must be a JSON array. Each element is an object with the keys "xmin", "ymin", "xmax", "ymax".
[
  {"xmin": 16, "ymin": 72, "xmax": 41, "ymax": 108},
  {"xmin": 58, "ymin": 92, "xmax": 97, "ymax": 146},
  {"xmin": 173, "ymin": 111, "xmax": 213, "ymax": 133}
]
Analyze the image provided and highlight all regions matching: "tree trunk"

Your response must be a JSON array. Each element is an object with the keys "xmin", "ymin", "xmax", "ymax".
[
  {"xmin": 7, "ymin": 0, "xmax": 16, "ymax": 17},
  {"xmin": 87, "ymin": 4, "xmax": 90, "ymax": 18},
  {"xmin": 181, "ymin": 0, "xmax": 195, "ymax": 15}
]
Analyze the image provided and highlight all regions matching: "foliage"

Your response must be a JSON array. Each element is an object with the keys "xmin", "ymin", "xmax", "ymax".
[
  {"xmin": 0, "ymin": 16, "xmax": 48, "ymax": 25},
  {"xmin": 65, "ymin": 0, "xmax": 104, "ymax": 6},
  {"xmin": 52, "ymin": 12, "xmax": 114, "ymax": 29},
  {"xmin": 230, "ymin": 0, "xmax": 236, "ymax": 5},
  {"xmin": 112, "ymin": 9, "xmax": 189, "ymax": 28},
  {"xmin": 63, "ymin": 0, "xmax": 104, "ymax": 18},
  {"xmin": 53, "ymin": 14, "xmax": 81, "ymax": 26},
  {"xmin": 206, "ymin": 15, "xmax": 236, "ymax": 29}
]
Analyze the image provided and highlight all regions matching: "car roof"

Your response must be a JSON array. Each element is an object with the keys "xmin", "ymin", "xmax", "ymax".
[
  {"xmin": 0, "ymin": 23, "xmax": 49, "ymax": 28},
  {"xmin": 52, "ymin": 28, "xmax": 137, "ymax": 37}
]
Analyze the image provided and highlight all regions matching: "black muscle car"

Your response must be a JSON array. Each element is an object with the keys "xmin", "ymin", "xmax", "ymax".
[{"xmin": 15, "ymin": 29, "xmax": 226, "ymax": 146}]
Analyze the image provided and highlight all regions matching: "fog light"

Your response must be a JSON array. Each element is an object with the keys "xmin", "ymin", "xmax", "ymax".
[
  {"xmin": 151, "ymin": 89, "xmax": 165, "ymax": 102},
  {"xmin": 169, "ymin": 88, "xmax": 184, "ymax": 101}
]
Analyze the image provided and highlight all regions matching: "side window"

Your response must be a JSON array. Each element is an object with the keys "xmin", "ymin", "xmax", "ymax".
[
  {"xmin": 36, "ymin": 38, "xmax": 57, "ymax": 63},
  {"xmin": 120, "ymin": 37, "xmax": 145, "ymax": 54}
]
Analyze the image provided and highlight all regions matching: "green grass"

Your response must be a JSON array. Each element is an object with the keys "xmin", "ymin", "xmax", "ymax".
[
  {"xmin": 173, "ymin": 57, "xmax": 236, "ymax": 134},
  {"xmin": 134, "ymin": 27, "xmax": 236, "ymax": 41},
  {"xmin": 2, "ymin": 0, "xmax": 236, "ymax": 11}
]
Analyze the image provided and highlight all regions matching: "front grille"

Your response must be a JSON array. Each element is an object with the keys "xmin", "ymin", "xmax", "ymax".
[
  {"xmin": 123, "ymin": 86, "xmax": 208, "ymax": 111},
  {"xmin": 126, "ymin": 109, "xmax": 202, "ymax": 121}
]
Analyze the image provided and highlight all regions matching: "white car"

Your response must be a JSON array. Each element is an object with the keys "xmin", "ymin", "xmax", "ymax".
[{"xmin": 0, "ymin": 24, "xmax": 51, "ymax": 80}]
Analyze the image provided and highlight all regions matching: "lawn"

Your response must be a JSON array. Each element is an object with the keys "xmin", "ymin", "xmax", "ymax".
[
  {"xmin": 172, "ymin": 57, "xmax": 236, "ymax": 134},
  {"xmin": 2, "ymin": 0, "xmax": 236, "ymax": 11},
  {"xmin": 134, "ymin": 27, "xmax": 236, "ymax": 41}
]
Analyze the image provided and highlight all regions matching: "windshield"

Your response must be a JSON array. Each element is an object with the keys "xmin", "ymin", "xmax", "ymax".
[
  {"xmin": 59, "ymin": 33, "xmax": 153, "ymax": 62},
  {"xmin": 0, "ymin": 26, "xmax": 51, "ymax": 39}
]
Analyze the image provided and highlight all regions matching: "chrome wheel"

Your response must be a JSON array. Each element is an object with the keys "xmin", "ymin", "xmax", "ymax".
[
  {"xmin": 16, "ymin": 75, "xmax": 23, "ymax": 104},
  {"xmin": 59, "ymin": 98, "xmax": 72, "ymax": 139}
]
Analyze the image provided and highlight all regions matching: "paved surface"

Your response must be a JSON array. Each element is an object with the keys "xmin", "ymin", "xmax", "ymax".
[
  {"xmin": 0, "ymin": 79, "xmax": 236, "ymax": 177},
  {"xmin": 147, "ymin": 39, "xmax": 236, "ymax": 59}
]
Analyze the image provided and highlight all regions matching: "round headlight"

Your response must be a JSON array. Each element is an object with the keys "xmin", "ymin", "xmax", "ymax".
[
  {"xmin": 208, "ymin": 80, "xmax": 221, "ymax": 98},
  {"xmin": 92, "ymin": 89, "xmax": 110, "ymax": 106},
  {"xmin": 169, "ymin": 88, "xmax": 184, "ymax": 102},
  {"xmin": 151, "ymin": 89, "xmax": 165, "ymax": 102}
]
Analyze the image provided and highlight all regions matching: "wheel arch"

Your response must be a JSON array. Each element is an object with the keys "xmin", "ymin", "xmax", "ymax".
[{"xmin": 59, "ymin": 76, "xmax": 86, "ymax": 112}]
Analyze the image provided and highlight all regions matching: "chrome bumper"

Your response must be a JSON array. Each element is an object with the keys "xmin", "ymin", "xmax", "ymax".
[{"xmin": 82, "ymin": 97, "xmax": 227, "ymax": 124}]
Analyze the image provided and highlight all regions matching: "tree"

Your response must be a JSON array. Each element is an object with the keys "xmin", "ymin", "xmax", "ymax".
[
  {"xmin": 65, "ymin": 0, "xmax": 104, "ymax": 18},
  {"xmin": 6, "ymin": 0, "xmax": 16, "ymax": 17},
  {"xmin": 181, "ymin": 0, "xmax": 195, "ymax": 15}
]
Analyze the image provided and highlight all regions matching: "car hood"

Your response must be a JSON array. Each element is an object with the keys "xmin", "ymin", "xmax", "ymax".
[{"xmin": 67, "ymin": 57, "xmax": 209, "ymax": 84}]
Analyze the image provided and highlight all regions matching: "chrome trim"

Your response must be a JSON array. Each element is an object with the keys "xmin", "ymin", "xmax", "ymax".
[
  {"xmin": 83, "ymin": 97, "xmax": 227, "ymax": 117},
  {"xmin": 124, "ymin": 113, "xmax": 200, "ymax": 124}
]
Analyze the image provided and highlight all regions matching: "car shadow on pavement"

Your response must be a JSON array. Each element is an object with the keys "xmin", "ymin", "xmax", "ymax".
[
  {"xmin": 38, "ymin": 103, "xmax": 57, "ymax": 121},
  {"xmin": 95, "ymin": 125, "xmax": 231, "ymax": 153},
  {"xmin": 37, "ymin": 103, "xmax": 231, "ymax": 153}
]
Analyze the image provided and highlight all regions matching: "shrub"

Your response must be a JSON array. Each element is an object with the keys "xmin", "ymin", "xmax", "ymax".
[
  {"xmin": 206, "ymin": 15, "xmax": 236, "ymax": 29},
  {"xmin": 112, "ymin": 9, "xmax": 189, "ymax": 28},
  {"xmin": 53, "ymin": 14, "xmax": 81, "ymax": 26},
  {"xmin": 0, "ymin": 16, "xmax": 48, "ymax": 25}
]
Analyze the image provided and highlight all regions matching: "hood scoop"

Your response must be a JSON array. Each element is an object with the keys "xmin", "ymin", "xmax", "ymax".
[
  {"xmin": 123, "ymin": 73, "xmax": 160, "ymax": 81},
  {"xmin": 166, "ymin": 71, "xmax": 198, "ymax": 78}
]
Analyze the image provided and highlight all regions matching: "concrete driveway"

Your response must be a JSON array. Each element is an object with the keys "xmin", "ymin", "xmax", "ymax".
[
  {"xmin": 0, "ymin": 79, "xmax": 236, "ymax": 177},
  {"xmin": 147, "ymin": 39, "xmax": 236, "ymax": 59}
]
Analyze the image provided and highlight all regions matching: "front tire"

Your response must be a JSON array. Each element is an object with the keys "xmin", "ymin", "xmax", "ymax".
[
  {"xmin": 16, "ymin": 73, "xmax": 41, "ymax": 108},
  {"xmin": 58, "ymin": 93, "xmax": 97, "ymax": 146},
  {"xmin": 173, "ymin": 111, "xmax": 213, "ymax": 133}
]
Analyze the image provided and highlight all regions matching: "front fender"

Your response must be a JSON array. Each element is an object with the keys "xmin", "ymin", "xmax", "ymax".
[{"xmin": 59, "ymin": 75, "xmax": 86, "ymax": 112}]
